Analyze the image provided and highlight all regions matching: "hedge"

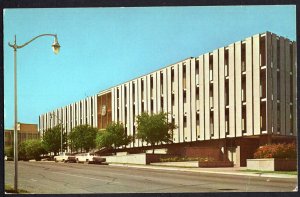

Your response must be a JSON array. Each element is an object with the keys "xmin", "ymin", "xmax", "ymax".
[{"xmin": 254, "ymin": 142, "xmax": 297, "ymax": 159}]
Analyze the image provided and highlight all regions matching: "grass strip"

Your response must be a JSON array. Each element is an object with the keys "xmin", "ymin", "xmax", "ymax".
[
  {"xmin": 239, "ymin": 170, "xmax": 298, "ymax": 175},
  {"xmin": 5, "ymin": 184, "xmax": 30, "ymax": 193}
]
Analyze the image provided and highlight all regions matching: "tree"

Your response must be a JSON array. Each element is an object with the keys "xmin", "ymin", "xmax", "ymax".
[
  {"xmin": 42, "ymin": 125, "xmax": 62, "ymax": 155},
  {"xmin": 136, "ymin": 112, "xmax": 176, "ymax": 154},
  {"xmin": 68, "ymin": 124, "xmax": 98, "ymax": 153},
  {"xmin": 24, "ymin": 139, "xmax": 45, "ymax": 161},
  {"xmin": 96, "ymin": 122, "xmax": 132, "ymax": 152},
  {"xmin": 19, "ymin": 141, "xmax": 28, "ymax": 160},
  {"xmin": 18, "ymin": 139, "xmax": 45, "ymax": 160},
  {"xmin": 4, "ymin": 146, "xmax": 14, "ymax": 157}
]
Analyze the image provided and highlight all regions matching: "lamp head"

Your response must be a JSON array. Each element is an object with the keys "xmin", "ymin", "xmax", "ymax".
[{"xmin": 52, "ymin": 35, "xmax": 60, "ymax": 54}]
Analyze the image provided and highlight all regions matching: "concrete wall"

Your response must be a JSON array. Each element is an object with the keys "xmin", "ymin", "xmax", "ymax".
[{"xmin": 247, "ymin": 158, "xmax": 297, "ymax": 171}]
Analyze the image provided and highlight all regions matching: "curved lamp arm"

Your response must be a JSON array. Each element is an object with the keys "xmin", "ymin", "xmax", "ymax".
[{"xmin": 8, "ymin": 34, "xmax": 60, "ymax": 54}]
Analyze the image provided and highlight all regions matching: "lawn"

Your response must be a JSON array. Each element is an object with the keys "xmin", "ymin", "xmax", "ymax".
[
  {"xmin": 5, "ymin": 184, "xmax": 29, "ymax": 194},
  {"xmin": 239, "ymin": 169, "xmax": 298, "ymax": 175}
]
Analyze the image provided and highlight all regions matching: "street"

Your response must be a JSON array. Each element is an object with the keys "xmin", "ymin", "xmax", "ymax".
[{"xmin": 5, "ymin": 161, "xmax": 297, "ymax": 193}]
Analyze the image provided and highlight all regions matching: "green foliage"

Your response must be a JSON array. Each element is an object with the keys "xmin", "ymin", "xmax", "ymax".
[
  {"xmin": 24, "ymin": 139, "xmax": 45, "ymax": 160},
  {"xmin": 136, "ymin": 112, "xmax": 176, "ymax": 153},
  {"xmin": 159, "ymin": 156, "xmax": 215, "ymax": 162},
  {"xmin": 254, "ymin": 142, "xmax": 297, "ymax": 159},
  {"xmin": 42, "ymin": 125, "xmax": 63, "ymax": 155},
  {"xmin": 68, "ymin": 124, "xmax": 98, "ymax": 153},
  {"xmin": 96, "ymin": 122, "xmax": 132, "ymax": 150},
  {"xmin": 18, "ymin": 141, "xmax": 28, "ymax": 160},
  {"xmin": 18, "ymin": 139, "xmax": 45, "ymax": 160},
  {"xmin": 4, "ymin": 146, "xmax": 14, "ymax": 157}
]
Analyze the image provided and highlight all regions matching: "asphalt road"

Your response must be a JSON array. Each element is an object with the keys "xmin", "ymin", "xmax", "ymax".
[{"xmin": 5, "ymin": 161, "xmax": 297, "ymax": 194}]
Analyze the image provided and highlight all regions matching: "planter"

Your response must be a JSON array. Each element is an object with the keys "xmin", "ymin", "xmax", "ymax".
[
  {"xmin": 247, "ymin": 158, "xmax": 297, "ymax": 171},
  {"xmin": 198, "ymin": 161, "xmax": 234, "ymax": 168}
]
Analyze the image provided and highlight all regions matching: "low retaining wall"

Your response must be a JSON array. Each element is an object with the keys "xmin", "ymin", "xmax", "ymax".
[
  {"xmin": 104, "ymin": 153, "xmax": 174, "ymax": 165},
  {"xmin": 198, "ymin": 161, "xmax": 234, "ymax": 168},
  {"xmin": 151, "ymin": 161, "xmax": 199, "ymax": 167},
  {"xmin": 247, "ymin": 158, "xmax": 297, "ymax": 171}
]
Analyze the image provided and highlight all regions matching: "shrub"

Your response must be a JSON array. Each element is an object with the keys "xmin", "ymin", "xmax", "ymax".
[
  {"xmin": 4, "ymin": 146, "xmax": 14, "ymax": 157},
  {"xmin": 254, "ymin": 142, "xmax": 297, "ymax": 159}
]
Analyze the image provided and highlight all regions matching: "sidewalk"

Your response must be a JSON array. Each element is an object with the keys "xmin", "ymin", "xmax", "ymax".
[{"xmin": 109, "ymin": 163, "xmax": 298, "ymax": 179}]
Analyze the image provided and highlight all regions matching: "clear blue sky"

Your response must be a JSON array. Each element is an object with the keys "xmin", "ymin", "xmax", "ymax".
[{"xmin": 4, "ymin": 6, "xmax": 296, "ymax": 129}]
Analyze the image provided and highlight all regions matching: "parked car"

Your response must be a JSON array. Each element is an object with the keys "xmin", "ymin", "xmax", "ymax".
[
  {"xmin": 54, "ymin": 152, "xmax": 76, "ymax": 163},
  {"xmin": 76, "ymin": 153, "xmax": 106, "ymax": 164},
  {"xmin": 75, "ymin": 153, "xmax": 94, "ymax": 163},
  {"xmin": 92, "ymin": 157, "xmax": 106, "ymax": 164}
]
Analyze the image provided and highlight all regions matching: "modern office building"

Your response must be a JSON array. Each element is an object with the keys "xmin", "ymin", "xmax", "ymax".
[
  {"xmin": 5, "ymin": 123, "xmax": 40, "ymax": 147},
  {"xmin": 39, "ymin": 32, "xmax": 297, "ymax": 166}
]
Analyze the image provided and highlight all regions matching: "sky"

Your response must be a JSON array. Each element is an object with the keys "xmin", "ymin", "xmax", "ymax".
[{"xmin": 3, "ymin": 6, "xmax": 296, "ymax": 129}]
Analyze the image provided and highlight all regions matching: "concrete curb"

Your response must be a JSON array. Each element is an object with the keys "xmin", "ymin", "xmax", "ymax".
[{"xmin": 109, "ymin": 163, "xmax": 297, "ymax": 179}]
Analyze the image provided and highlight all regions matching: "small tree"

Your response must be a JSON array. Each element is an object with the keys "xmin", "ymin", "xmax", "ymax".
[
  {"xmin": 4, "ymin": 146, "xmax": 14, "ymax": 157},
  {"xmin": 19, "ymin": 141, "xmax": 28, "ymax": 160},
  {"xmin": 42, "ymin": 125, "xmax": 62, "ymax": 155},
  {"xmin": 136, "ymin": 112, "xmax": 175, "ymax": 154},
  {"xmin": 96, "ymin": 122, "xmax": 132, "ymax": 153},
  {"xmin": 69, "ymin": 125, "xmax": 98, "ymax": 153},
  {"xmin": 24, "ymin": 139, "xmax": 45, "ymax": 161}
]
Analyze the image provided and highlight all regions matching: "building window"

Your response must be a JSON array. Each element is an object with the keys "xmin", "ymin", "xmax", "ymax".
[
  {"xmin": 225, "ymin": 49, "xmax": 229, "ymax": 77},
  {"xmin": 196, "ymin": 87, "xmax": 199, "ymax": 100},
  {"xmin": 260, "ymin": 36, "xmax": 266, "ymax": 66},
  {"xmin": 209, "ymin": 57, "xmax": 213, "ymax": 81},
  {"xmin": 172, "ymin": 94, "xmax": 175, "ymax": 107},
  {"xmin": 242, "ymin": 105, "xmax": 246, "ymax": 133},
  {"xmin": 160, "ymin": 72, "xmax": 164, "ymax": 95},
  {"xmin": 210, "ymin": 112, "xmax": 214, "ymax": 136},
  {"xmin": 141, "ymin": 80, "xmax": 144, "ymax": 100},
  {"xmin": 195, "ymin": 60, "xmax": 199, "ymax": 75},
  {"xmin": 260, "ymin": 70, "xmax": 266, "ymax": 98},
  {"xmin": 183, "ymin": 64, "xmax": 186, "ymax": 89},
  {"xmin": 241, "ymin": 43, "xmax": 246, "ymax": 72},
  {"xmin": 183, "ymin": 91, "xmax": 187, "ymax": 103},
  {"xmin": 124, "ymin": 86, "xmax": 127, "ymax": 104},
  {"xmin": 225, "ymin": 109, "xmax": 229, "ymax": 135},
  {"xmin": 242, "ymin": 76, "xmax": 246, "ymax": 102},
  {"xmin": 150, "ymin": 100, "xmax": 153, "ymax": 114},
  {"xmin": 277, "ymin": 71, "xmax": 280, "ymax": 99},
  {"xmin": 209, "ymin": 84, "xmax": 213, "ymax": 109},
  {"xmin": 171, "ymin": 69, "xmax": 175, "ymax": 82},
  {"xmin": 225, "ymin": 80, "xmax": 229, "ymax": 106},
  {"xmin": 277, "ymin": 104, "xmax": 280, "ymax": 132},
  {"xmin": 150, "ymin": 76, "xmax": 154, "ymax": 98},
  {"xmin": 183, "ymin": 116, "xmax": 187, "ymax": 128},
  {"xmin": 132, "ymin": 83, "xmax": 135, "ymax": 103},
  {"xmin": 277, "ymin": 39, "xmax": 280, "ymax": 68}
]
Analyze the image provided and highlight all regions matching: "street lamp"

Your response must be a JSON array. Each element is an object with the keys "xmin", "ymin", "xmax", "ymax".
[
  {"xmin": 8, "ymin": 34, "xmax": 60, "ymax": 192},
  {"xmin": 49, "ymin": 112, "xmax": 64, "ymax": 155}
]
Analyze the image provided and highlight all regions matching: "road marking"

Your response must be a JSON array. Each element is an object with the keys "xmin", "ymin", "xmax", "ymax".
[
  {"xmin": 30, "ymin": 179, "xmax": 37, "ymax": 182},
  {"xmin": 52, "ymin": 171, "xmax": 120, "ymax": 184}
]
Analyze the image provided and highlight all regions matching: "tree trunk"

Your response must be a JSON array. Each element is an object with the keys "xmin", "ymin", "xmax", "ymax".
[{"xmin": 152, "ymin": 144, "xmax": 155, "ymax": 154}]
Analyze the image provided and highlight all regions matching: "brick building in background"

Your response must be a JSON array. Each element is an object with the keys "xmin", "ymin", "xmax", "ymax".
[
  {"xmin": 5, "ymin": 123, "xmax": 40, "ymax": 147},
  {"xmin": 39, "ymin": 32, "xmax": 297, "ymax": 166}
]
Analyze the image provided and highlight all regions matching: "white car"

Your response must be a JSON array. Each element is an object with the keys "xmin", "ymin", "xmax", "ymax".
[
  {"xmin": 75, "ymin": 153, "xmax": 96, "ymax": 163},
  {"xmin": 54, "ymin": 152, "xmax": 76, "ymax": 163}
]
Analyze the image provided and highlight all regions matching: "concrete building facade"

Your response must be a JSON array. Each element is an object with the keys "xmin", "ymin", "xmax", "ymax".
[{"xmin": 39, "ymin": 32, "xmax": 297, "ymax": 166}]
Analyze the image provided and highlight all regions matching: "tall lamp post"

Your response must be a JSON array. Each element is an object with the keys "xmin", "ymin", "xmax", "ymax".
[
  {"xmin": 50, "ymin": 112, "xmax": 64, "ymax": 154},
  {"xmin": 8, "ymin": 34, "xmax": 60, "ymax": 192}
]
